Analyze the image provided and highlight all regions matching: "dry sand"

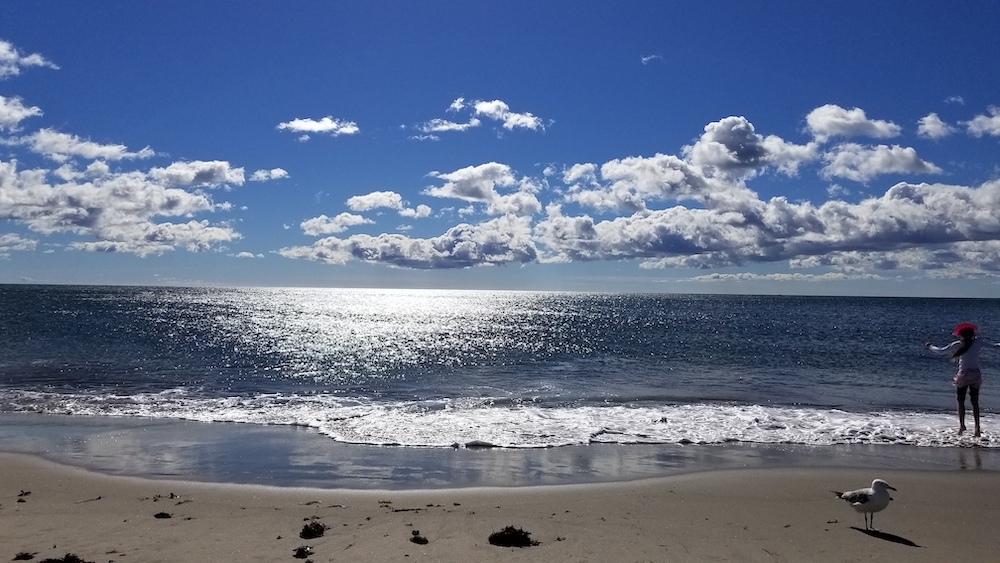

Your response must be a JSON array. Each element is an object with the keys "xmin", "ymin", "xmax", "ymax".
[{"xmin": 2, "ymin": 452, "xmax": 999, "ymax": 562}]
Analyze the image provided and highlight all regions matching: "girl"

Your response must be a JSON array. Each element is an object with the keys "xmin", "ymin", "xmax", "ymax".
[{"xmin": 926, "ymin": 323, "xmax": 999, "ymax": 437}]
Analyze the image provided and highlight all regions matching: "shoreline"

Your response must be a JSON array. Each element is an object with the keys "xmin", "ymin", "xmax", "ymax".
[
  {"xmin": 3, "ymin": 412, "xmax": 1000, "ymax": 489},
  {"xmin": 3, "ymin": 452, "xmax": 1000, "ymax": 562}
]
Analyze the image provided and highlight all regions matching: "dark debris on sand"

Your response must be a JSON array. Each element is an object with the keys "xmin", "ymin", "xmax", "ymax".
[
  {"xmin": 409, "ymin": 530, "xmax": 429, "ymax": 544},
  {"xmin": 299, "ymin": 521, "xmax": 329, "ymax": 539},
  {"xmin": 292, "ymin": 545, "xmax": 314, "ymax": 559},
  {"xmin": 488, "ymin": 525, "xmax": 540, "ymax": 547},
  {"xmin": 37, "ymin": 555, "xmax": 95, "ymax": 563}
]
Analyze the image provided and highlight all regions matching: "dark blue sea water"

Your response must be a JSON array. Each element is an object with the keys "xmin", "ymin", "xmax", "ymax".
[{"xmin": 2, "ymin": 285, "xmax": 999, "ymax": 450}]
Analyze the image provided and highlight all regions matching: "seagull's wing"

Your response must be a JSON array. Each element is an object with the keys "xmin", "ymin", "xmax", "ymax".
[{"xmin": 834, "ymin": 488, "xmax": 873, "ymax": 505}]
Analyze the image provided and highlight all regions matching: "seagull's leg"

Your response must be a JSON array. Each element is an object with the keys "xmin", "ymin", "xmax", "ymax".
[{"xmin": 870, "ymin": 512, "xmax": 875, "ymax": 530}]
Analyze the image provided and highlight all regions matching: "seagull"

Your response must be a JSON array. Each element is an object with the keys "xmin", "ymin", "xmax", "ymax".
[{"xmin": 832, "ymin": 478, "xmax": 896, "ymax": 530}]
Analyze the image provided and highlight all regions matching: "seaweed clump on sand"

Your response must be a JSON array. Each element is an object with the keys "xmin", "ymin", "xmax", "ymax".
[
  {"xmin": 38, "ymin": 555, "xmax": 95, "ymax": 563},
  {"xmin": 488, "ymin": 526, "xmax": 540, "ymax": 547},
  {"xmin": 300, "ymin": 520, "xmax": 329, "ymax": 539}
]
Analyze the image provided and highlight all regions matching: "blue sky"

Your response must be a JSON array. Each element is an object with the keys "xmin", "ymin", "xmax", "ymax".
[{"xmin": 2, "ymin": 2, "xmax": 999, "ymax": 295}]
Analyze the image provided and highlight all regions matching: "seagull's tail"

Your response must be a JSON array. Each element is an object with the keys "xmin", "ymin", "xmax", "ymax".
[{"xmin": 831, "ymin": 490, "xmax": 844, "ymax": 498}]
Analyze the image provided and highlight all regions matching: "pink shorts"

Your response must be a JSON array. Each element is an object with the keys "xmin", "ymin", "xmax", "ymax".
[{"xmin": 954, "ymin": 368, "xmax": 983, "ymax": 389}]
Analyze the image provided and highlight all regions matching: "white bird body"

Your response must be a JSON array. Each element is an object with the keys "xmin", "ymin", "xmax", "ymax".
[{"xmin": 832, "ymin": 478, "xmax": 896, "ymax": 530}]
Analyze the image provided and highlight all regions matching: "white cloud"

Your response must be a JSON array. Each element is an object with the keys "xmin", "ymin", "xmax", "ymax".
[
  {"xmin": 149, "ymin": 160, "xmax": 245, "ymax": 187},
  {"xmin": 0, "ymin": 232, "xmax": 37, "ymax": 256},
  {"xmin": 964, "ymin": 107, "xmax": 1000, "ymax": 137},
  {"xmin": 415, "ymin": 98, "xmax": 547, "ymax": 136},
  {"xmin": 23, "ymin": 128, "xmax": 155, "ymax": 163},
  {"xmin": 806, "ymin": 104, "xmax": 902, "ymax": 142},
  {"xmin": 536, "ymin": 178, "xmax": 1000, "ymax": 274},
  {"xmin": 563, "ymin": 163, "xmax": 598, "ymax": 185},
  {"xmin": 680, "ymin": 271, "xmax": 869, "ymax": 282},
  {"xmin": 0, "ymin": 95, "xmax": 42, "ymax": 132},
  {"xmin": 249, "ymin": 168, "xmax": 289, "ymax": 182},
  {"xmin": 945, "ymin": 96, "xmax": 965, "ymax": 105},
  {"xmin": 425, "ymin": 162, "xmax": 541, "ymax": 217},
  {"xmin": 417, "ymin": 117, "xmax": 481, "ymax": 133},
  {"xmin": 399, "ymin": 204, "xmax": 432, "ymax": 218},
  {"xmin": 347, "ymin": 191, "xmax": 406, "ymax": 211},
  {"xmin": 473, "ymin": 99, "xmax": 544, "ymax": 131},
  {"xmin": 346, "ymin": 190, "xmax": 432, "ymax": 218},
  {"xmin": 0, "ymin": 160, "xmax": 241, "ymax": 256},
  {"xmin": 300, "ymin": 213, "xmax": 373, "ymax": 236},
  {"xmin": 280, "ymin": 214, "xmax": 537, "ymax": 269},
  {"xmin": 821, "ymin": 144, "xmax": 942, "ymax": 182},
  {"xmin": 682, "ymin": 116, "xmax": 818, "ymax": 179},
  {"xmin": 0, "ymin": 40, "xmax": 59, "ymax": 79},
  {"xmin": 277, "ymin": 116, "xmax": 360, "ymax": 137},
  {"xmin": 917, "ymin": 113, "xmax": 956, "ymax": 140},
  {"xmin": 233, "ymin": 251, "xmax": 263, "ymax": 258},
  {"xmin": 641, "ymin": 54, "xmax": 663, "ymax": 65}
]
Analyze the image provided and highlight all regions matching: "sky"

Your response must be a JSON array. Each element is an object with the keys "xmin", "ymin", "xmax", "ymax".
[{"xmin": 1, "ymin": 2, "xmax": 1000, "ymax": 296}]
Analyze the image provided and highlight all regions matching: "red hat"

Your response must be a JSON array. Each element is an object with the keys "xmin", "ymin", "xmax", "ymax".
[{"xmin": 953, "ymin": 323, "xmax": 978, "ymax": 336}]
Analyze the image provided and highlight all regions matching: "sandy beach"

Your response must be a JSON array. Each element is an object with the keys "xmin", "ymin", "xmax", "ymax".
[{"xmin": 3, "ymin": 452, "xmax": 999, "ymax": 562}]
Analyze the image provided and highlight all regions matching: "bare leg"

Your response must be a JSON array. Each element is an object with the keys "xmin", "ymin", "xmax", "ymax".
[
  {"xmin": 958, "ymin": 401, "xmax": 967, "ymax": 434},
  {"xmin": 971, "ymin": 387, "xmax": 981, "ymax": 437},
  {"xmin": 958, "ymin": 387, "xmax": 968, "ymax": 434}
]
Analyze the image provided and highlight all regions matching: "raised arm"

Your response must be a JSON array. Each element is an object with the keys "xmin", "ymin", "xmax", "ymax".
[{"xmin": 925, "ymin": 340, "xmax": 962, "ymax": 354}]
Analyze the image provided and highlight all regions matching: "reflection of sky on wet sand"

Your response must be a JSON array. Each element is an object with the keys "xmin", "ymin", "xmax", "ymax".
[{"xmin": 2, "ymin": 413, "xmax": 999, "ymax": 489}]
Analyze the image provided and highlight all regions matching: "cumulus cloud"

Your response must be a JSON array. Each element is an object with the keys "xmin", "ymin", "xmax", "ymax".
[
  {"xmin": 473, "ymin": 99, "xmax": 544, "ymax": 131},
  {"xmin": 534, "ymin": 179, "xmax": 1000, "ymax": 273},
  {"xmin": 277, "ymin": 116, "xmax": 360, "ymax": 137},
  {"xmin": 964, "ymin": 107, "xmax": 1000, "ymax": 137},
  {"xmin": 917, "ymin": 113, "xmax": 956, "ymax": 140},
  {"xmin": 0, "ymin": 40, "xmax": 59, "ymax": 79},
  {"xmin": 0, "ymin": 160, "xmax": 241, "ymax": 256},
  {"xmin": 346, "ymin": 190, "xmax": 433, "ymax": 218},
  {"xmin": 425, "ymin": 162, "xmax": 541, "ymax": 217},
  {"xmin": 806, "ymin": 104, "xmax": 902, "ymax": 142},
  {"xmin": 22, "ymin": 128, "xmax": 155, "ymax": 162},
  {"xmin": 0, "ymin": 39, "xmax": 250, "ymax": 258},
  {"xmin": 148, "ymin": 160, "xmax": 245, "ymax": 187},
  {"xmin": 249, "ymin": 168, "xmax": 289, "ymax": 182},
  {"xmin": 413, "ymin": 98, "xmax": 547, "ymax": 137},
  {"xmin": 682, "ymin": 116, "xmax": 818, "ymax": 178},
  {"xmin": 300, "ymin": 213, "xmax": 373, "ymax": 236},
  {"xmin": 821, "ymin": 144, "xmax": 942, "ymax": 182},
  {"xmin": 279, "ymin": 214, "xmax": 537, "ymax": 269},
  {"xmin": 264, "ymin": 104, "xmax": 1000, "ymax": 279},
  {"xmin": 0, "ymin": 232, "xmax": 36, "ymax": 256},
  {"xmin": 0, "ymin": 95, "xmax": 42, "ymax": 132}
]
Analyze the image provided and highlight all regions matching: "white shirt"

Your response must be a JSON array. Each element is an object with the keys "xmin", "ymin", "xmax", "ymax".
[{"xmin": 928, "ymin": 338, "xmax": 986, "ymax": 371}]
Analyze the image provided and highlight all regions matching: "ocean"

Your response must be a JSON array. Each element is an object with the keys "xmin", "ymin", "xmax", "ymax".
[{"xmin": 2, "ymin": 285, "xmax": 999, "ymax": 487}]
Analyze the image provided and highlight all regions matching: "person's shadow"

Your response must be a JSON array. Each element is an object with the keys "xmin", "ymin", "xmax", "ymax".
[{"xmin": 851, "ymin": 527, "xmax": 921, "ymax": 547}]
